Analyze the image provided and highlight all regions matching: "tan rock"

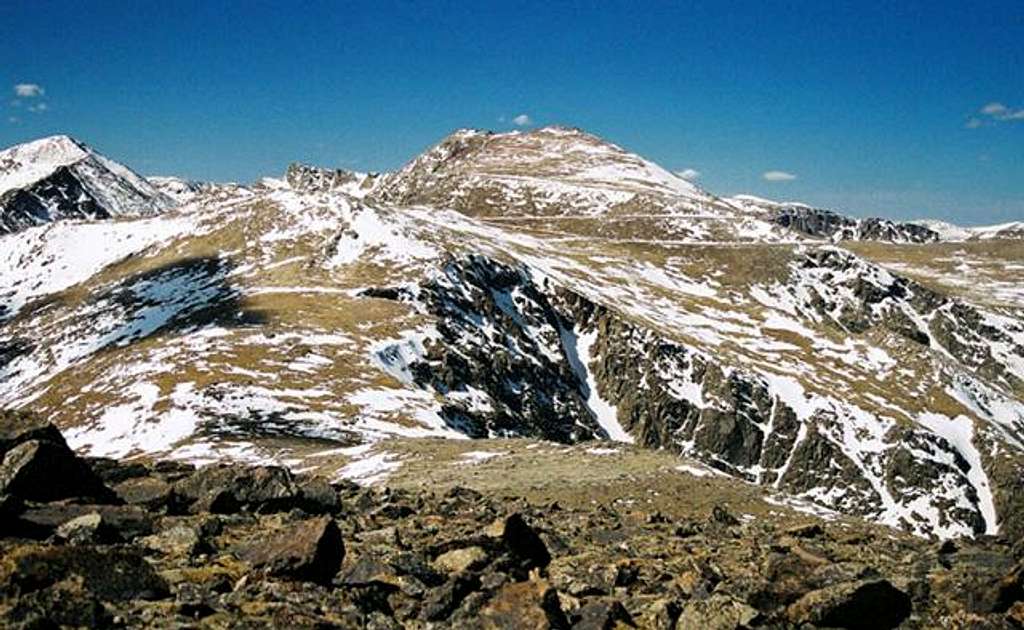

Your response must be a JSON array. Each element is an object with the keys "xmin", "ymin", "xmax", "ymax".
[{"xmin": 432, "ymin": 546, "xmax": 488, "ymax": 574}]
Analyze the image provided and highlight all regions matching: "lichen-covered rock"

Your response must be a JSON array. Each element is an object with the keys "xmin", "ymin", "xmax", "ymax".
[
  {"xmin": 433, "ymin": 546, "xmax": 489, "ymax": 574},
  {"xmin": 241, "ymin": 516, "xmax": 344, "ymax": 585},
  {"xmin": 55, "ymin": 513, "xmax": 114, "ymax": 545},
  {"xmin": 677, "ymin": 594, "xmax": 761, "ymax": 630},
  {"xmin": 479, "ymin": 578, "xmax": 568, "ymax": 629},
  {"xmin": 0, "ymin": 545, "xmax": 168, "ymax": 602}
]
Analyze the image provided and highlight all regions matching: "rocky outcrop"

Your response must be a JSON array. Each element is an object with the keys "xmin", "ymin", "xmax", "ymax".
[
  {"xmin": 394, "ymin": 254, "xmax": 604, "ymax": 442},
  {"xmin": 0, "ymin": 411, "xmax": 115, "ymax": 505},
  {"xmin": 2, "ymin": 418, "xmax": 1023, "ymax": 628},
  {"xmin": 285, "ymin": 163, "xmax": 360, "ymax": 193},
  {"xmin": 284, "ymin": 162, "xmax": 379, "ymax": 196},
  {"xmin": 772, "ymin": 205, "xmax": 939, "ymax": 243}
]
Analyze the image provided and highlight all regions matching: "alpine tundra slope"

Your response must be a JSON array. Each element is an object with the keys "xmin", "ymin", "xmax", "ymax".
[{"xmin": 1, "ymin": 127, "xmax": 1022, "ymax": 541}]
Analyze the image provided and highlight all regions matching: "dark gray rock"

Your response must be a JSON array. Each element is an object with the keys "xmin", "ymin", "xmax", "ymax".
[
  {"xmin": 572, "ymin": 599, "xmax": 634, "ymax": 629},
  {"xmin": 486, "ymin": 513, "xmax": 552, "ymax": 575},
  {"xmin": 15, "ymin": 504, "xmax": 152, "ymax": 541},
  {"xmin": 0, "ymin": 440, "xmax": 115, "ymax": 504},
  {"xmin": 173, "ymin": 464, "xmax": 300, "ymax": 514},
  {"xmin": 787, "ymin": 578, "xmax": 912, "ymax": 630}
]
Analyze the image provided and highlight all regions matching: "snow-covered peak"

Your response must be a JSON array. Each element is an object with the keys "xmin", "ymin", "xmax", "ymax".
[
  {"xmin": 0, "ymin": 134, "xmax": 176, "ymax": 234},
  {"xmin": 0, "ymin": 134, "xmax": 92, "ymax": 195}
]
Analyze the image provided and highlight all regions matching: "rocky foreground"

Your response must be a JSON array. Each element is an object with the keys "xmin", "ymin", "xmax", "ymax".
[{"xmin": 2, "ymin": 412, "xmax": 1024, "ymax": 629}]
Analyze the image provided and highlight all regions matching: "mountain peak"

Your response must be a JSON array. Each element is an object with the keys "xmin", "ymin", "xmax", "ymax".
[
  {"xmin": 0, "ymin": 134, "xmax": 93, "ymax": 196},
  {"xmin": 0, "ymin": 134, "xmax": 174, "ymax": 234},
  {"xmin": 374, "ymin": 125, "xmax": 706, "ymax": 214}
]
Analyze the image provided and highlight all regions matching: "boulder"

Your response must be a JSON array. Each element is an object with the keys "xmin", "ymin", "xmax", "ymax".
[
  {"xmin": 572, "ymin": 598, "xmax": 634, "ymax": 629},
  {"xmin": 0, "ymin": 411, "xmax": 65, "ymax": 455},
  {"xmin": 479, "ymin": 578, "xmax": 569, "ymax": 629},
  {"xmin": 0, "ymin": 578, "xmax": 110, "ymax": 628},
  {"xmin": 677, "ymin": 594, "xmax": 760, "ymax": 630},
  {"xmin": 786, "ymin": 578, "xmax": 911, "ymax": 630},
  {"xmin": 113, "ymin": 476, "xmax": 174, "ymax": 510},
  {"xmin": 241, "ymin": 516, "xmax": 344, "ymax": 585},
  {"xmin": 433, "ymin": 546, "xmax": 490, "ymax": 574},
  {"xmin": 0, "ymin": 439, "xmax": 114, "ymax": 503},
  {"xmin": 708, "ymin": 505, "xmax": 741, "ymax": 528},
  {"xmin": 637, "ymin": 598, "xmax": 682, "ymax": 630},
  {"xmin": 297, "ymin": 476, "xmax": 341, "ymax": 514},
  {"xmin": 85, "ymin": 457, "xmax": 149, "ymax": 484},
  {"xmin": 421, "ymin": 573, "xmax": 481, "ymax": 621},
  {"xmin": 965, "ymin": 560, "xmax": 1024, "ymax": 613},
  {"xmin": 341, "ymin": 557, "xmax": 404, "ymax": 590},
  {"xmin": 55, "ymin": 513, "xmax": 116, "ymax": 545},
  {"xmin": 486, "ymin": 513, "xmax": 552, "ymax": 573},
  {"xmin": 14, "ymin": 504, "xmax": 153, "ymax": 541},
  {"xmin": 174, "ymin": 464, "xmax": 300, "ymax": 514},
  {"xmin": 0, "ymin": 545, "xmax": 168, "ymax": 602},
  {"xmin": 141, "ymin": 524, "xmax": 205, "ymax": 557}
]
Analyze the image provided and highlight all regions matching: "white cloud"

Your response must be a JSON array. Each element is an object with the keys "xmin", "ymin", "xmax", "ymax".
[
  {"xmin": 762, "ymin": 170, "xmax": 797, "ymax": 182},
  {"xmin": 27, "ymin": 102, "xmax": 48, "ymax": 113},
  {"xmin": 512, "ymin": 114, "xmax": 532, "ymax": 126},
  {"xmin": 675, "ymin": 168, "xmax": 701, "ymax": 181},
  {"xmin": 981, "ymin": 102, "xmax": 1007, "ymax": 116},
  {"xmin": 975, "ymin": 101, "xmax": 1024, "ymax": 124},
  {"xmin": 13, "ymin": 83, "xmax": 44, "ymax": 98}
]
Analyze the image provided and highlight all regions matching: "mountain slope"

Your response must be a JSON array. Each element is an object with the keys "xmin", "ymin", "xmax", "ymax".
[
  {"xmin": 1, "ymin": 128, "xmax": 1022, "ymax": 542},
  {"xmin": 0, "ymin": 135, "xmax": 174, "ymax": 234}
]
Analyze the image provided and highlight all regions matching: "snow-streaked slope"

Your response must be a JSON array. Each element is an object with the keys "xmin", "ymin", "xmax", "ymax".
[
  {"xmin": 910, "ymin": 219, "xmax": 1024, "ymax": 242},
  {"xmin": 375, "ymin": 126, "xmax": 714, "ymax": 217},
  {"xmin": 0, "ymin": 212, "xmax": 208, "ymax": 323}
]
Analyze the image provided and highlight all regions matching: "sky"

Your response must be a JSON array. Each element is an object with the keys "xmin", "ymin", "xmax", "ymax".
[{"xmin": 1, "ymin": 0, "xmax": 1022, "ymax": 225}]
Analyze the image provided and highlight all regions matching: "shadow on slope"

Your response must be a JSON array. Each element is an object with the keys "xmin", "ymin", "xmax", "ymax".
[{"xmin": 84, "ymin": 255, "xmax": 270, "ymax": 347}]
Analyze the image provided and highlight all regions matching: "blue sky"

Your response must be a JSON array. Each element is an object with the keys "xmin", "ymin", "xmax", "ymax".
[{"xmin": 2, "ymin": 1, "xmax": 1022, "ymax": 224}]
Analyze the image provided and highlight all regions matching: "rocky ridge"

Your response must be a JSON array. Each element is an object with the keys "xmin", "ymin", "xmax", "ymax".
[{"xmin": 726, "ymin": 196, "xmax": 939, "ymax": 244}]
